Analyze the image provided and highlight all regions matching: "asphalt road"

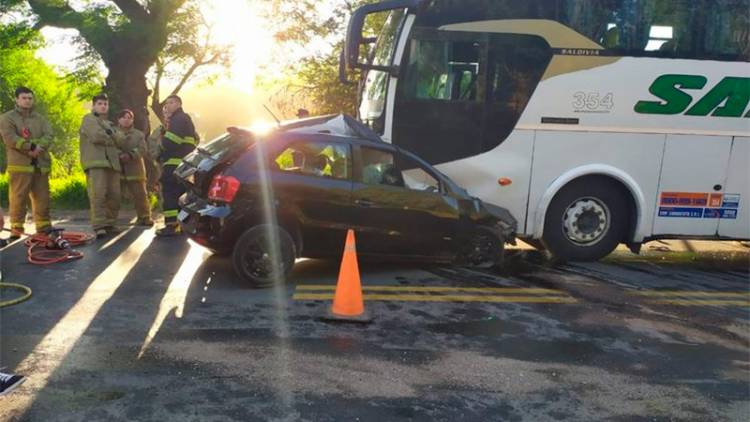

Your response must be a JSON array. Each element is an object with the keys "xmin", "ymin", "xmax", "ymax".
[{"xmin": 1, "ymin": 216, "xmax": 748, "ymax": 421}]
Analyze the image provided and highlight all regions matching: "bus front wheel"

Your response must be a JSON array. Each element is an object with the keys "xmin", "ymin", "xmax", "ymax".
[{"xmin": 542, "ymin": 179, "xmax": 628, "ymax": 262}]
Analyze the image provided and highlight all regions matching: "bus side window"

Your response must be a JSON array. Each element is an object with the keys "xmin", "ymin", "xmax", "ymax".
[
  {"xmin": 704, "ymin": 0, "xmax": 750, "ymax": 60},
  {"xmin": 484, "ymin": 34, "xmax": 552, "ymax": 152},
  {"xmin": 404, "ymin": 40, "xmax": 481, "ymax": 102},
  {"xmin": 562, "ymin": 0, "xmax": 749, "ymax": 61}
]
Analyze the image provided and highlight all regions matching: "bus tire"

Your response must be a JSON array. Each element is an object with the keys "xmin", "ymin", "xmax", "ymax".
[{"xmin": 542, "ymin": 179, "xmax": 628, "ymax": 262}]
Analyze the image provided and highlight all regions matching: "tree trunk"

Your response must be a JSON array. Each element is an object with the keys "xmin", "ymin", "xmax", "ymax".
[{"xmin": 105, "ymin": 62, "xmax": 152, "ymax": 134}]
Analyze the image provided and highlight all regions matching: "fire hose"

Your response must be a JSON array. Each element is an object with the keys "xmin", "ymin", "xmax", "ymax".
[
  {"xmin": 0, "ymin": 283, "xmax": 32, "ymax": 308},
  {"xmin": 0, "ymin": 228, "xmax": 95, "ymax": 308},
  {"xmin": 23, "ymin": 229, "xmax": 94, "ymax": 265}
]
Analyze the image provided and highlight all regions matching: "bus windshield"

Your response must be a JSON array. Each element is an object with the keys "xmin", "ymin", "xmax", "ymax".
[{"xmin": 359, "ymin": 9, "xmax": 407, "ymax": 132}]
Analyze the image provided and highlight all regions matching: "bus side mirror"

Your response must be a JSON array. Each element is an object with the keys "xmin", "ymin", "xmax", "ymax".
[
  {"xmin": 343, "ymin": 0, "xmax": 423, "ymax": 74},
  {"xmin": 339, "ymin": 48, "xmax": 355, "ymax": 85}
]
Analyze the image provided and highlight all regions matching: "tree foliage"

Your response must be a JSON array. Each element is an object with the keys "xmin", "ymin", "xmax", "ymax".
[
  {"xmin": 0, "ymin": 24, "xmax": 99, "ymax": 174},
  {"xmin": 266, "ymin": 0, "xmax": 383, "ymax": 117},
  {"xmin": 150, "ymin": 2, "xmax": 231, "ymax": 123},
  {"xmin": 0, "ymin": 0, "xmax": 230, "ymax": 132}
]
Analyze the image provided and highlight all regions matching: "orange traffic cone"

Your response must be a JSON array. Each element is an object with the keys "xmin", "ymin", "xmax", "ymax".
[{"xmin": 323, "ymin": 229, "xmax": 371, "ymax": 323}]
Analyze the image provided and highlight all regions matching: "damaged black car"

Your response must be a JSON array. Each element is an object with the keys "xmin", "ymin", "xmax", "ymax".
[{"xmin": 174, "ymin": 115, "xmax": 517, "ymax": 286}]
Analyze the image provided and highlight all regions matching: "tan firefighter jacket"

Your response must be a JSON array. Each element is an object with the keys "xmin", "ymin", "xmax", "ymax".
[
  {"xmin": 79, "ymin": 112, "xmax": 125, "ymax": 172},
  {"xmin": 118, "ymin": 127, "xmax": 147, "ymax": 181},
  {"xmin": 147, "ymin": 124, "xmax": 165, "ymax": 160},
  {"xmin": 0, "ymin": 106, "xmax": 53, "ymax": 174}
]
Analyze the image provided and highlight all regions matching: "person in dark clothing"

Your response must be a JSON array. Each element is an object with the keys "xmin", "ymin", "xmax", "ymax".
[{"xmin": 156, "ymin": 95, "xmax": 198, "ymax": 237}]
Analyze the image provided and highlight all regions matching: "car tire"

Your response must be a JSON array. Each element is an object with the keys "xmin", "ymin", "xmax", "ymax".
[
  {"xmin": 542, "ymin": 179, "xmax": 628, "ymax": 262},
  {"xmin": 458, "ymin": 227, "xmax": 505, "ymax": 269},
  {"xmin": 232, "ymin": 225, "xmax": 297, "ymax": 287}
]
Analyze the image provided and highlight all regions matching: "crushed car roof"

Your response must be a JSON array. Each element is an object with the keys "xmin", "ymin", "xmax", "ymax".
[{"xmin": 281, "ymin": 114, "xmax": 385, "ymax": 144}]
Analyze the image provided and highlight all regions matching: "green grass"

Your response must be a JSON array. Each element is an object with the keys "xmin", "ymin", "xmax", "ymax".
[
  {"xmin": 50, "ymin": 173, "xmax": 89, "ymax": 209},
  {"xmin": 0, "ymin": 172, "xmax": 89, "ymax": 209},
  {"xmin": 603, "ymin": 248, "xmax": 750, "ymax": 271},
  {"xmin": 0, "ymin": 173, "xmax": 163, "ymax": 211}
]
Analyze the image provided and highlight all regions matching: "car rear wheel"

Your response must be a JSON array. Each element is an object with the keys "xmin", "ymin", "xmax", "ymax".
[
  {"xmin": 542, "ymin": 179, "xmax": 628, "ymax": 262},
  {"xmin": 232, "ymin": 225, "xmax": 297, "ymax": 287},
  {"xmin": 459, "ymin": 228, "xmax": 504, "ymax": 269}
]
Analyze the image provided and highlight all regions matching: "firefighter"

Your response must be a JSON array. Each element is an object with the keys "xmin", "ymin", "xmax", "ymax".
[
  {"xmin": 116, "ymin": 109, "xmax": 153, "ymax": 227},
  {"xmin": 157, "ymin": 95, "xmax": 198, "ymax": 237},
  {"xmin": 146, "ymin": 105, "xmax": 170, "ymax": 198},
  {"xmin": 79, "ymin": 94, "xmax": 125, "ymax": 238},
  {"xmin": 0, "ymin": 87, "xmax": 54, "ymax": 239}
]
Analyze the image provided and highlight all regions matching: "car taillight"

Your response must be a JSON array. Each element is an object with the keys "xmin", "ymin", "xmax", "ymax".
[{"xmin": 208, "ymin": 175, "xmax": 240, "ymax": 203}]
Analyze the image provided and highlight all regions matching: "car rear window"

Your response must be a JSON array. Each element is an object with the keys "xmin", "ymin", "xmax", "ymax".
[{"xmin": 199, "ymin": 132, "xmax": 256, "ymax": 162}]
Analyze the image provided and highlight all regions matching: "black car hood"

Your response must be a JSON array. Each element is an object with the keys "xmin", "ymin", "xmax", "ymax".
[
  {"xmin": 281, "ymin": 114, "xmax": 385, "ymax": 143},
  {"xmin": 481, "ymin": 202, "xmax": 517, "ymax": 228},
  {"xmin": 469, "ymin": 199, "xmax": 518, "ymax": 244}
]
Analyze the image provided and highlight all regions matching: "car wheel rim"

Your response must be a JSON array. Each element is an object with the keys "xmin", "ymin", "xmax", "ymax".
[
  {"xmin": 466, "ymin": 233, "xmax": 497, "ymax": 268},
  {"xmin": 562, "ymin": 197, "xmax": 610, "ymax": 246},
  {"xmin": 241, "ymin": 235, "xmax": 287, "ymax": 280}
]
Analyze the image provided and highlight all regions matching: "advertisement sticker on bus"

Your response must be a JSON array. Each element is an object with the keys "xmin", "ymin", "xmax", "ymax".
[
  {"xmin": 660, "ymin": 192, "xmax": 708, "ymax": 207},
  {"xmin": 722, "ymin": 194, "xmax": 741, "ymax": 209},
  {"xmin": 703, "ymin": 208, "xmax": 738, "ymax": 219},
  {"xmin": 708, "ymin": 194, "xmax": 723, "ymax": 208},
  {"xmin": 658, "ymin": 207, "xmax": 704, "ymax": 218},
  {"xmin": 658, "ymin": 193, "xmax": 741, "ymax": 219}
]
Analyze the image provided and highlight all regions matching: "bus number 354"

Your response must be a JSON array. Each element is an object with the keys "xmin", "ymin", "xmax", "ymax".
[{"xmin": 573, "ymin": 92, "xmax": 615, "ymax": 113}]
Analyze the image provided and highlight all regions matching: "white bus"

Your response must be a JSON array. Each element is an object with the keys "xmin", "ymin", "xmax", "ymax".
[{"xmin": 341, "ymin": 0, "xmax": 750, "ymax": 260}]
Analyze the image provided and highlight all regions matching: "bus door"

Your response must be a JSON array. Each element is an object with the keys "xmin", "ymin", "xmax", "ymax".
[
  {"xmin": 392, "ymin": 28, "xmax": 488, "ymax": 164},
  {"xmin": 653, "ymin": 135, "xmax": 733, "ymax": 237},
  {"xmin": 392, "ymin": 29, "xmax": 552, "ymax": 166}
]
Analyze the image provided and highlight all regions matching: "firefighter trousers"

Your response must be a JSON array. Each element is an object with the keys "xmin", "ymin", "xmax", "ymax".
[
  {"xmin": 160, "ymin": 164, "xmax": 184, "ymax": 225},
  {"xmin": 124, "ymin": 179, "xmax": 152, "ymax": 221},
  {"xmin": 8, "ymin": 169, "xmax": 51, "ymax": 233},
  {"xmin": 86, "ymin": 168, "xmax": 121, "ymax": 230}
]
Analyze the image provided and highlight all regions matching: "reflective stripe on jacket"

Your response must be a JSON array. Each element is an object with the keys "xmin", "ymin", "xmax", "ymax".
[
  {"xmin": 79, "ymin": 112, "xmax": 124, "ymax": 172},
  {"xmin": 160, "ymin": 108, "xmax": 198, "ymax": 166},
  {"xmin": 0, "ymin": 107, "xmax": 53, "ymax": 174},
  {"xmin": 119, "ymin": 127, "xmax": 147, "ymax": 181}
]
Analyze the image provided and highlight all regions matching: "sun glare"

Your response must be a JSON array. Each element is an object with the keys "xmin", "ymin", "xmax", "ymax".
[
  {"xmin": 250, "ymin": 120, "xmax": 279, "ymax": 135},
  {"xmin": 202, "ymin": 0, "xmax": 275, "ymax": 93}
]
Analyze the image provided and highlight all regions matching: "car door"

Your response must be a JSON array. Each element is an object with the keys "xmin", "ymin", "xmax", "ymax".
[
  {"xmin": 351, "ymin": 145, "xmax": 461, "ymax": 259},
  {"xmin": 269, "ymin": 139, "xmax": 353, "ymax": 255}
]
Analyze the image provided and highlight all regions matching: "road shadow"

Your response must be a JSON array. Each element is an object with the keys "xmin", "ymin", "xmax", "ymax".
[
  {"xmin": 10, "ymin": 234, "xmax": 194, "ymax": 421},
  {"xmin": 1, "ymin": 227, "xmax": 149, "ymax": 370}
]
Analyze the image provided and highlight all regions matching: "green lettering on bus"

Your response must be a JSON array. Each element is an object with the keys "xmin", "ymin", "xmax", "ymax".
[
  {"xmin": 635, "ymin": 75, "xmax": 750, "ymax": 118},
  {"xmin": 634, "ymin": 74, "xmax": 706, "ymax": 115},
  {"xmin": 685, "ymin": 77, "xmax": 750, "ymax": 118}
]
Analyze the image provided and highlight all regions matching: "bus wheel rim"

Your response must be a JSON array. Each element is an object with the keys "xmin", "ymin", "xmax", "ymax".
[{"xmin": 562, "ymin": 197, "xmax": 610, "ymax": 246}]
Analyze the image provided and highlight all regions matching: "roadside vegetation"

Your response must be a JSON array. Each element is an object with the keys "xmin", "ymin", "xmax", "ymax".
[
  {"xmin": 0, "ymin": 24, "xmax": 97, "ymax": 208},
  {"xmin": 0, "ymin": 1, "xmax": 376, "ymax": 208}
]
